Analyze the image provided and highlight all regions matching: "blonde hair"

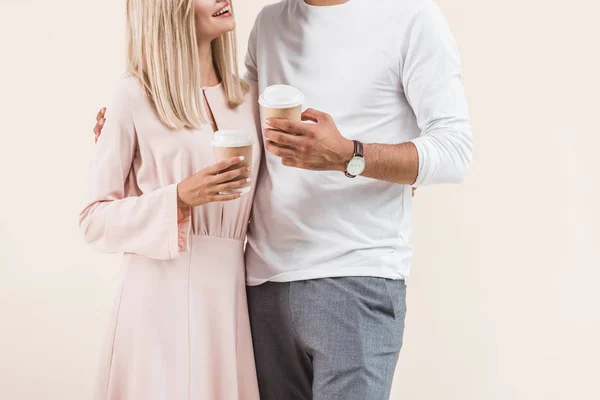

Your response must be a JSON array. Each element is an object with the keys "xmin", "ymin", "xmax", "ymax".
[{"xmin": 126, "ymin": 0, "xmax": 247, "ymax": 130}]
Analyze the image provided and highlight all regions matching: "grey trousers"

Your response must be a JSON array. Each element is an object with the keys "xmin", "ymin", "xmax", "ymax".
[{"xmin": 247, "ymin": 277, "xmax": 407, "ymax": 400}]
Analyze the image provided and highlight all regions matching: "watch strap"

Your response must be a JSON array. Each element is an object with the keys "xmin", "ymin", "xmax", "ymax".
[{"xmin": 354, "ymin": 140, "xmax": 364, "ymax": 158}]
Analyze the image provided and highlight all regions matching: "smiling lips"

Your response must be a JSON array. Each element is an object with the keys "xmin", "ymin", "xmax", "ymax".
[{"xmin": 212, "ymin": 3, "xmax": 231, "ymax": 17}]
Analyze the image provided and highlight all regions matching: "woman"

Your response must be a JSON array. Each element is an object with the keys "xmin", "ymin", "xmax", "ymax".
[{"xmin": 79, "ymin": 0, "xmax": 261, "ymax": 398}]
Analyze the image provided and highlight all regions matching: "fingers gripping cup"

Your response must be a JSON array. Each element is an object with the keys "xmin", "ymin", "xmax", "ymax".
[
  {"xmin": 212, "ymin": 130, "xmax": 254, "ymax": 194},
  {"xmin": 259, "ymin": 85, "xmax": 304, "ymax": 122}
]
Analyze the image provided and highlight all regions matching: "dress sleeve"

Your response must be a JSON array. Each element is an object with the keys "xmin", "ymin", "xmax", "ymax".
[
  {"xmin": 402, "ymin": 3, "xmax": 473, "ymax": 186},
  {"xmin": 79, "ymin": 78, "xmax": 191, "ymax": 260}
]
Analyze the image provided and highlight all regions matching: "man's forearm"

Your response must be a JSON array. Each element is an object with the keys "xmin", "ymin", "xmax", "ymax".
[
  {"xmin": 337, "ymin": 140, "xmax": 419, "ymax": 185},
  {"xmin": 362, "ymin": 142, "xmax": 419, "ymax": 184},
  {"xmin": 264, "ymin": 111, "xmax": 421, "ymax": 184}
]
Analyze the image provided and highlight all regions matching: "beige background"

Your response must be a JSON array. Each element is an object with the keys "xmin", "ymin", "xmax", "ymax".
[{"xmin": 1, "ymin": 0, "xmax": 599, "ymax": 399}]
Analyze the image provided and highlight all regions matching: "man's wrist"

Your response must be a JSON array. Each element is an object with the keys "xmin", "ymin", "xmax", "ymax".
[{"xmin": 333, "ymin": 138, "xmax": 355, "ymax": 171}]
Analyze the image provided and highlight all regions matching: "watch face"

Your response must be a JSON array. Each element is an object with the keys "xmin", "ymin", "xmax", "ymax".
[{"xmin": 347, "ymin": 157, "xmax": 365, "ymax": 176}]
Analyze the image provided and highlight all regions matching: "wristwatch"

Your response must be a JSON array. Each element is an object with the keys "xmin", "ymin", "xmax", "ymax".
[{"xmin": 345, "ymin": 140, "xmax": 366, "ymax": 178}]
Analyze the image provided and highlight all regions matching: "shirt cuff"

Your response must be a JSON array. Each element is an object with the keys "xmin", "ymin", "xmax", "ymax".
[{"xmin": 410, "ymin": 136, "xmax": 440, "ymax": 187}]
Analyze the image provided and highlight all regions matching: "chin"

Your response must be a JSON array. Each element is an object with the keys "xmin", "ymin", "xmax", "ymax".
[
  {"xmin": 208, "ymin": 23, "xmax": 235, "ymax": 40},
  {"xmin": 219, "ymin": 19, "xmax": 236, "ymax": 33}
]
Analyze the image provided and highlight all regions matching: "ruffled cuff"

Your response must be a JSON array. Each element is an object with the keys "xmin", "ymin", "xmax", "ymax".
[
  {"xmin": 165, "ymin": 183, "xmax": 191, "ymax": 258},
  {"xmin": 177, "ymin": 205, "xmax": 192, "ymax": 252}
]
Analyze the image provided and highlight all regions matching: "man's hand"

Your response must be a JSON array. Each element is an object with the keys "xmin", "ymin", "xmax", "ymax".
[
  {"xmin": 264, "ymin": 108, "xmax": 354, "ymax": 171},
  {"xmin": 264, "ymin": 108, "xmax": 420, "ymax": 195},
  {"xmin": 93, "ymin": 107, "xmax": 106, "ymax": 143}
]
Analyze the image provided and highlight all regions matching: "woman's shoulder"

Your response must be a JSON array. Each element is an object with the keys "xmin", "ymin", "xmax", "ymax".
[
  {"xmin": 106, "ymin": 75, "xmax": 155, "ymax": 122},
  {"xmin": 103, "ymin": 76, "xmax": 153, "ymax": 126},
  {"xmin": 112, "ymin": 75, "xmax": 147, "ymax": 103}
]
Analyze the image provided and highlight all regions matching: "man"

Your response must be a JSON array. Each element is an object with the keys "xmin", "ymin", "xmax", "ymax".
[
  {"xmin": 95, "ymin": 0, "xmax": 472, "ymax": 398},
  {"xmin": 243, "ymin": 0, "xmax": 471, "ymax": 398}
]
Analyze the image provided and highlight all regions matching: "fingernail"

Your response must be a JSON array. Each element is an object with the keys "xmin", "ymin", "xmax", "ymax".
[
  {"xmin": 264, "ymin": 118, "xmax": 271, "ymax": 125},
  {"xmin": 99, "ymin": 119, "xmax": 104, "ymax": 126},
  {"xmin": 246, "ymin": 178, "xmax": 252, "ymax": 183},
  {"xmin": 239, "ymin": 156, "xmax": 245, "ymax": 161}
]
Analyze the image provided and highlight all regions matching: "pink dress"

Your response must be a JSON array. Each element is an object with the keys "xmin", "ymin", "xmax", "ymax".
[{"xmin": 79, "ymin": 77, "xmax": 261, "ymax": 400}]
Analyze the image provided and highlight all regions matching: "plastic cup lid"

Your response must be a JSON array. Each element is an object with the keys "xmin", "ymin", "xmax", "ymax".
[
  {"xmin": 259, "ymin": 85, "xmax": 304, "ymax": 109},
  {"xmin": 212, "ymin": 130, "xmax": 253, "ymax": 147}
]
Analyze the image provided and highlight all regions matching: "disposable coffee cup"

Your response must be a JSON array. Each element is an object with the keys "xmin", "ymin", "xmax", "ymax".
[
  {"xmin": 259, "ymin": 85, "xmax": 304, "ymax": 122},
  {"xmin": 212, "ymin": 130, "xmax": 253, "ymax": 194}
]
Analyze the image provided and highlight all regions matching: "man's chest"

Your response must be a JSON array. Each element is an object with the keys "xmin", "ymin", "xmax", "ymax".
[{"xmin": 255, "ymin": 26, "xmax": 403, "ymax": 118}]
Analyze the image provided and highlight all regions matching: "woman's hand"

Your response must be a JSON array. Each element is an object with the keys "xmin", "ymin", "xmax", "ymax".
[
  {"xmin": 93, "ymin": 108, "xmax": 250, "ymax": 205},
  {"xmin": 177, "ymin": 157, "xmax": 251, "ymax": 207}
]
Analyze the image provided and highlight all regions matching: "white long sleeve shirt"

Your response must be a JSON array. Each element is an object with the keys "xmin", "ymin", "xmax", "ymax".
[{"xmin": 244, "ymin": 0, "xmax": 473, "ymax": 285}]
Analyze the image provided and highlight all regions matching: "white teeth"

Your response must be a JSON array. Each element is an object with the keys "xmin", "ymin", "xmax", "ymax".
[{"xmin": 213, "ymin": 6, "xmax": 230, "ymax": 17}]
